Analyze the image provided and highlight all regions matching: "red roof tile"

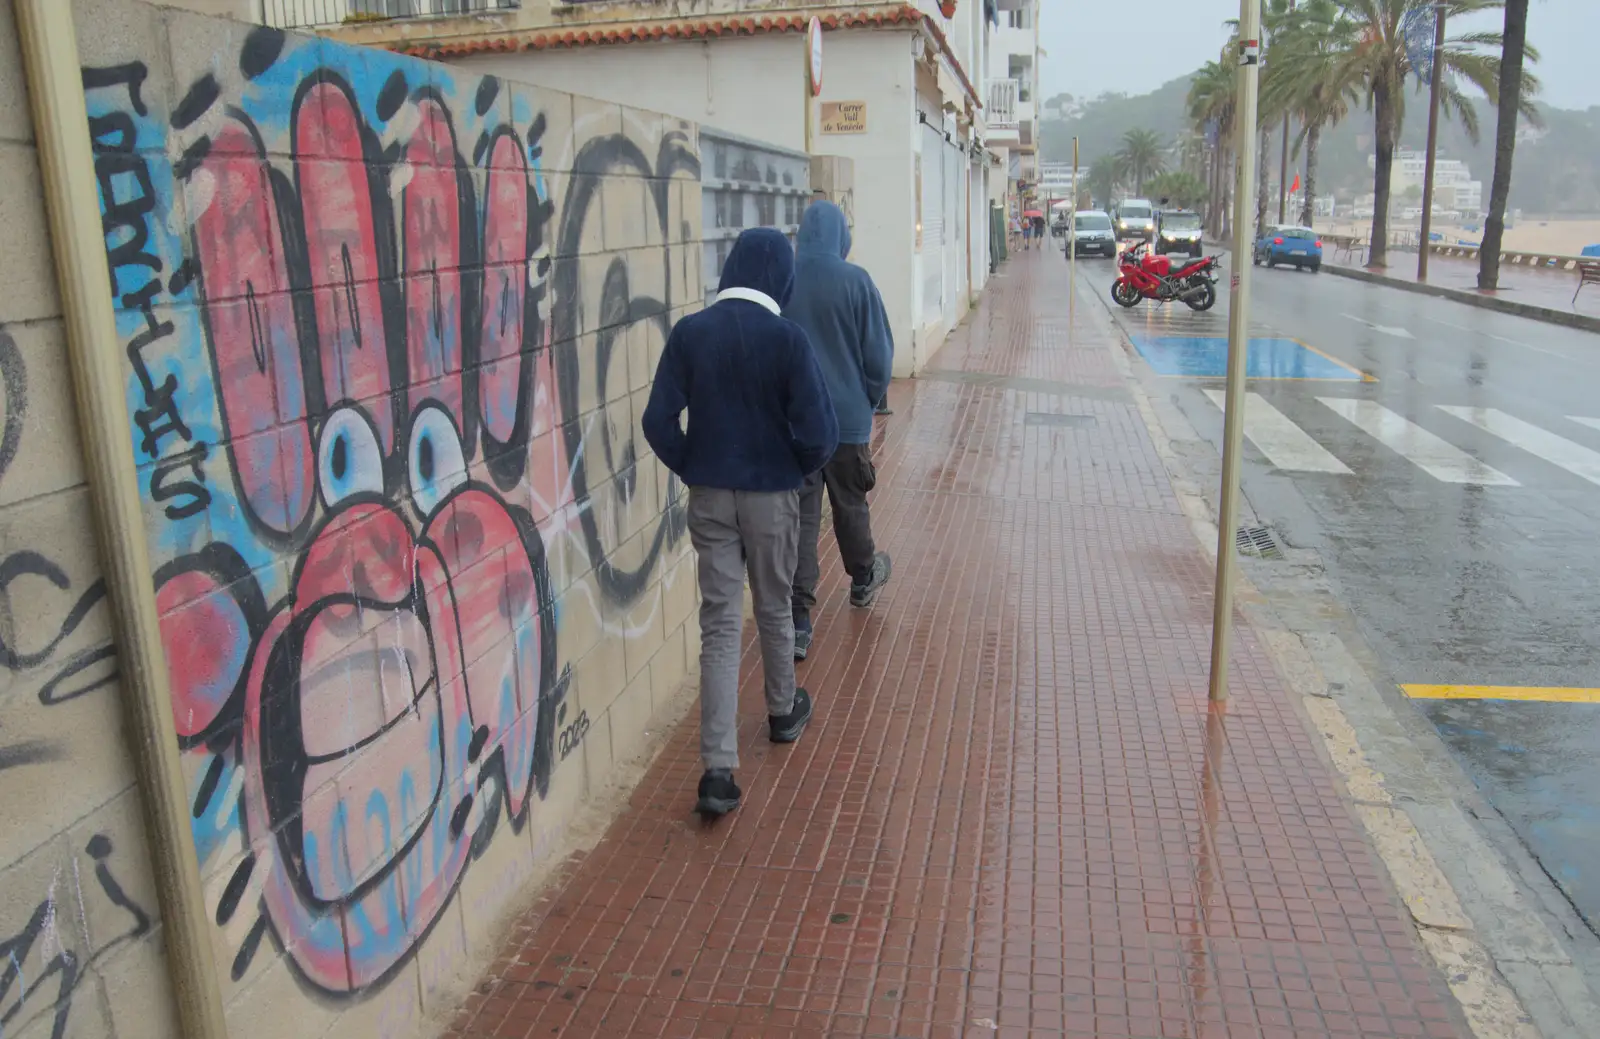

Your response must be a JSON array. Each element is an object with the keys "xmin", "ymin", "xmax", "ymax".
[{"xmin": 394, "ymin": 5, "xmax": 981, "ymax": 110}]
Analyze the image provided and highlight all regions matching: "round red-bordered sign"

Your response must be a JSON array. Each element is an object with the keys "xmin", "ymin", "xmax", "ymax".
[{"xmin": 807, "ymin": 17, "xmax": 824, "ymax": 96}]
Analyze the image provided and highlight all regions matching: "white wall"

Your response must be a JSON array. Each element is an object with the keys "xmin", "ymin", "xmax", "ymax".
[
  {"xmin": 813, "ymin": 32, "xmax": 916, "ymax": 374},
  {"xmin": 454, "ymin": 31, "xmax": 922, "ymax": 374}
]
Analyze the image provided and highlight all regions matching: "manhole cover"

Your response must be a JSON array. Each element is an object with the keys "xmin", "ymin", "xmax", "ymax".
[
  {"xmin": 1024, "ymin": 412, "xmax": 1097, "ymax": 428},
  {"xmin": 1236, "ymin": 525, "xmax": 1282, "ymax": 559}
]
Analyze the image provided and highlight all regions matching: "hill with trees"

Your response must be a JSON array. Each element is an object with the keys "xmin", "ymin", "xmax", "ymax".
[{"xmin": 1041, "ymin": 79, "xmax": 1600, "ymax": 215}]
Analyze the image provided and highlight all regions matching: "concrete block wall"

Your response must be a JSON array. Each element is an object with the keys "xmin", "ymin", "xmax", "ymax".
[
  {"xmin": 0, "ymin": 1, "xmax": 179, "ymax": 1037},
  {"xmin": 0, "ymin": 0, "xmax": 705, "ymax": 1035}
]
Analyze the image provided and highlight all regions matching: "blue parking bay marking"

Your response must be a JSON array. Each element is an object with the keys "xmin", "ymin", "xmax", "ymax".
[{"xmin": 1132, "ymin": 336, "xmax": 1367, "ymax": 381}]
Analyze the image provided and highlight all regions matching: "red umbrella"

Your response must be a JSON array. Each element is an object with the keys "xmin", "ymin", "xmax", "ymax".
[{"xmin": 1023, "ymin": 209, "xmax": 1044, "ymax": 219}]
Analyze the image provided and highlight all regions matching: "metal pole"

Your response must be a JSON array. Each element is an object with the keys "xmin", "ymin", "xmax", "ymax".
[
  {"xmin": 1069, "ymin": 137, "xmax": 1078, "ymax": 291},
  {"xmin": 1208, "ymin": 0, "xmax": 1263, "ymax": 704},
  {"xmin": 803, "ymin": 60, "xmax": 814, "ymax": 154},
  {"xmin": 13, "ymin": 2, "xmax": 229, "ymax": 1036},
  {"xmin": 1417, "ymin": 3, "xmax": 1447, "ymax": 282}
]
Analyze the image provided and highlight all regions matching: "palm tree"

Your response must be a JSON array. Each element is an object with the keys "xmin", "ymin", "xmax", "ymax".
[
  {"xmin": 1086, "ymin": 155, "xmax": 1120, "ymax": 208},
  {"xmin": 1261, "ymin": 0, "xmax": 1360, "ymax": 227},
  {"xmin": 1477, "ymin": 0, "xmax": 1531, "ymax": 290},
  {"xmin": 1187, "ymin": 59, "xmax": 1236, "ymax": 236},
  {"xmin": 1321, "ymin": 0, "xmax": 1539, "ymax": 268},
  {"xmin": 1115, "ymin": 128, "xmax": 1168, "ymax": 194},
  {"xmin": 1145, "ymin": 170, "xmax": 1209, "ymax": 209}
]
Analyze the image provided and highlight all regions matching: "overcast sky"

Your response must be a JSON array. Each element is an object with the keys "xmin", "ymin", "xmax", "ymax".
[{"xmin": 1040, "ymin": 0, "xmax": 1597, "ymax": 113}]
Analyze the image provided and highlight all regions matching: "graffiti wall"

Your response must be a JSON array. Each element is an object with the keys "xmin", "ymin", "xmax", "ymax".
[{"xmin": 0, "ymin": 0, "xmax": 699, "ymax": 1036}]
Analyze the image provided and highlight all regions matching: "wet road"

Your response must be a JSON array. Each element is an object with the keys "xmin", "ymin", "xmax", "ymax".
[{"xmin": 1093, "ymin": 248, "xmax": 1600, "ymax": 933}]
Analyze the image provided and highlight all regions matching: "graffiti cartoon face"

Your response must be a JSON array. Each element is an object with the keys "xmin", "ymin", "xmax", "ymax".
[{"xmin": 156, "ymin": 73, "xmax": 567, "ymax": 990}]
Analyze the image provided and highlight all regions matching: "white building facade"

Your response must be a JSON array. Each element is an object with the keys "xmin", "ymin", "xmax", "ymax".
[
  {"xmin": 984, "ymin": 0, "xmax": 1040, "ymax": 219},
  {"xmin": 288, "ymin": 0, "xmax": 1006, "ymax": 376}
]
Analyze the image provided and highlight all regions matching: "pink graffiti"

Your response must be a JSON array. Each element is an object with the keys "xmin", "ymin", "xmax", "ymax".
[{"xmin": 156, "ymin": 74, "xmax": 572, "ymax": 992}]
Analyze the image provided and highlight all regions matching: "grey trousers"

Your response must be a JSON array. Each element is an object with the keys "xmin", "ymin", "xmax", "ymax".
[{"xmin": 688, "ymin": 485, "xmax": 800, "ymax": 771}]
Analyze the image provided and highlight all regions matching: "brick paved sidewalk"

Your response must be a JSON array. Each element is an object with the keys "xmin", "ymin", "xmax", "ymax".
[{"xmin": 445, "ymin": 252, "xmax": 1465, "ymax": 1039}]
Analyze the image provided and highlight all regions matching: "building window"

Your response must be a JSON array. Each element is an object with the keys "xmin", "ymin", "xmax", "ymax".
[{"xmin": 1006, "ymin": 8, "xmax": 1029, "ymax": 29}]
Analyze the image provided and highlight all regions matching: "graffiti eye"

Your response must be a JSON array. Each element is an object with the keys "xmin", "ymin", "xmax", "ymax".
[
  {"xmin": 317, "ymin": 408, "xmax": 384, "ymax": 508},
  {"xmin": 408, "ymin": 406, "xmax": 468, "ymax": 516}
]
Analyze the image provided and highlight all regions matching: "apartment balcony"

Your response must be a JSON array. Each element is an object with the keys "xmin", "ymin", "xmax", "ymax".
[
  {"xmin": 986, "ymin": 77, "xmax": 1020, "ymax": 143},
  {"xmin": 263, "ymin": 0, "xmax": 520, "ymax": 30}
]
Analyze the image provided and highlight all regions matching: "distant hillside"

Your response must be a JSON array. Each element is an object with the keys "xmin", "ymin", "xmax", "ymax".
[
  {"xmin": 1038, "ymin": 75, "xmax": 1195, "ymax": 169},
  {"xmin": 1041, "ymin": 75, "xmax": 1600, "ymax": 215}
]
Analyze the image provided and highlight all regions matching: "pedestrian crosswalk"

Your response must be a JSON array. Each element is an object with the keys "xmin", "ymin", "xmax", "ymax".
[
  {"xmin": 1202, "ymin": 390, "xmax": 1352, "ymax": 473},
  {"xmin": 1201, "ymin": 393, "xmax": 1600, "ymax": 489}
]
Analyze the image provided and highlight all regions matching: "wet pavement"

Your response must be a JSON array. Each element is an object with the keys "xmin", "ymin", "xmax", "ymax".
[
  {"xmin": 1345, "ymin": 252, "xmax": 1600, "ymax": 319},
  {"xmin": 446, "ymin": 253, "xmax": 1464, "ymax": 1038},
  {"xmin": 1098, "ymin": 251, "xmax": 1600, "ymax": 935}
]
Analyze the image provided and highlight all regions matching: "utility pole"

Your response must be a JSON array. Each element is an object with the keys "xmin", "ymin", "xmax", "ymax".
[
  {"xmin": 1417, "ymin": 2, "xmax": 1447, "ymax": 282},
  {"xmin": 1208, "ymin": 0, "xmax": 1263, "ymax": 704}
]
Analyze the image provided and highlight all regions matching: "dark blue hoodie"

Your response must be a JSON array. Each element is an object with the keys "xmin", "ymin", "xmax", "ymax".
[
  {"xmin": 642, "ymin": 227, "xmax": 839, "ymax": 492},
  {"xmin": 784, "ymin": 201, "xmax": 893, "ymax": 444}
]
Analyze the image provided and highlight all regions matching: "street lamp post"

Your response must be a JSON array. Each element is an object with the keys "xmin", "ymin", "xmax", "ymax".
[
  {"xmin": 1207, "ymin": 0, "xmax": 1263, "ymax": 704},
  {"xmin": 1418, "ymin": 3, "xmax": 1447, "ymax": 282}
]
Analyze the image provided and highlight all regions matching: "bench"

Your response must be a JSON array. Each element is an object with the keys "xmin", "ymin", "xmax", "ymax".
[
  {"xmin": 1326, "ymin": 233, "xmax": 1368, "ymax": 265},
  {"xmin": 1576, "ymin": 260, "xmax": 1600, "ymax": 307}
]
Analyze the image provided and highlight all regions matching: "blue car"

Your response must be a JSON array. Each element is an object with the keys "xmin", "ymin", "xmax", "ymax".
[{"xmin": 1252, "ymin": 225, "xmax": 1322, "ymax": 272}]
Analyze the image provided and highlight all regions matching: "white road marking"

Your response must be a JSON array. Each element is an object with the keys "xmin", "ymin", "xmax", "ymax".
[
  {"xmin": 1567, "ymin": 416, "xmax": 1600, "ymax": 433},
  {"xmin": 1319, "ymin": 398, "xmax": 1518, "ymax": 485},
  {"xmin": 1204, "ymin": 389, "xmax": 1352, "ymax": 473},
  {"xmin": 1420, "ymin": 314, "xmax": 1578, "ymax": 358},
  {"xmin": 1438, "ymin": 406, "xmax": 1600, "ymax": 486},
  {"xmin": 1341, "ymin": 313, "xmax": 1416, "ymax": 339}
]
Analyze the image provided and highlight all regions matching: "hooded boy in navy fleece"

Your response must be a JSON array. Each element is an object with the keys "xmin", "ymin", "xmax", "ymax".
[
  {"xmin": 642, "ymin": 227, "xmax": 837, "ymax": 821},
  {"xmin": 785, "ymin": 201, "xmax": 896, "ymax": 656},
  {"xmin": 642, "ymin": 227, "xmax": 838, "ymax": 490}
]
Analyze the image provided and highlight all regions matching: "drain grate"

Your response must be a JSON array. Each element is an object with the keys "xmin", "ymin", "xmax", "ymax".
[
  {"xmin": 1236, "ymin": 525, "xmax": 1283, "ymax": 559},
  {"xmin": 1024, "ymin": 412, "xmax": 1098, "ymax": 428}
]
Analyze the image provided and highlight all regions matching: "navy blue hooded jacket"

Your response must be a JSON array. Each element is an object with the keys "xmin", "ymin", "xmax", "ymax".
[
  {"xmin": 642, "ymin": 227, "xmax": 839, "ymax": 492},
  {"xmin": 783, "ymin": 202, "xmax": 894, "ymax": 444}
]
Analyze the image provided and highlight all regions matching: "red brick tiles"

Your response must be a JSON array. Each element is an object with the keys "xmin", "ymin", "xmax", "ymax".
[{"xmin": 444, "ymin": 253, "xmax": 1465, "ymax": 1038}]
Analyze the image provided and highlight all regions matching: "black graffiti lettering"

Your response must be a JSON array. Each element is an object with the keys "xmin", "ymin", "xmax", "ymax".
[
  {"xmin": 81, "ymin": 63, "xmax": 149, "ymax": 116},
  {"xmin": 0, "ymin": 833, "xmax": 151, "ymax": 1039},
  {"xmin": 97, "ymin": 151, "xmax": 163, "ymax": 283},
  {"xmin": 87, "ymin": 109, "xmax": 136, "ymax": 155},
  {"xmin": 0, "ymin": 328, "xmax": 28, "ymax": 488},
  {"xmin": 132, "ymin": 374, "xmax": 191, "ymax": 458},
  {"xmin": 151, "ymin": 442, "xmax": 212, "ymax": 520},
  {"xmin": 0, "ymin": 552, "xmax": 107, "ymax": 673},
  {"xmin": 37, "ymin": 644, "xmax": 118, "ymax": 707}
]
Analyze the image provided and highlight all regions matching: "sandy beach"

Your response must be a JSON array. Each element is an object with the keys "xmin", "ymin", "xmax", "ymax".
[{"xmin": 1321, "ymin": 217, "xmax": 1600, "ymax": 256}]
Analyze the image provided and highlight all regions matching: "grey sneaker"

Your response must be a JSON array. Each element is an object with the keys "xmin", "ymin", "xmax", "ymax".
[
  {"xmin": 694, "ymin": 769, "xmax": 742, "ymax": 819},
  {"xmin": 849, "ymin": 552, "xmax": 893, "ymax": 608},
  {"xmin": 794, "ymin": 619, "xmax": 813, "ymax": 661},
  {"xmin": 769, "ymin": 688, "xmax": 814, "ymax": 743}
]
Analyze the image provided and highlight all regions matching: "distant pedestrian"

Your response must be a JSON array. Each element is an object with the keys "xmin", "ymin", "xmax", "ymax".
[
  {"xmin": 642, "ymin": 227, "xmax": 839, "ymax": 820},
  {"xmin": 784, "ymin": 201, "xmax": 894, "ymax": 662}
]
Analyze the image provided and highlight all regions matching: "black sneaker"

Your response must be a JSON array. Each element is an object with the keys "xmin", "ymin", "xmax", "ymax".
[
  {"xmin": 694, "ymin": 769, "xmax": 742, "ymax": 819},
  {"xmin": 875, "ymin": 401, "xmax": 893, "ymax": 416},
  {"xmin": 849, "ymin": 552, "xmax": 893, "ymax": 608},
  {"xmin": 769, "ymin": 687, "xmax": 814, "ymax": 743},
  {"xmin": 794, "ymin": 620, "xmax": 813, "ymax": 661}
]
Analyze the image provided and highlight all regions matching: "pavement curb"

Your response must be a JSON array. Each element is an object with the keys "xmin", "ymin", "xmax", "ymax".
[
  {"xmin": 1082, "ymin": 277, "xmax": 1553, "ymax": 1039},
  {"xmin": 1323, "ymin": 262, "xmax": 1600, "ymax": 335}
]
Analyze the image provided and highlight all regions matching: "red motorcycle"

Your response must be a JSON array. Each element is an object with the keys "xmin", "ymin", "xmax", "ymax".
[{"xmin": 1110, "ymin": 241, "xmax": 1221, "ymax": 311}]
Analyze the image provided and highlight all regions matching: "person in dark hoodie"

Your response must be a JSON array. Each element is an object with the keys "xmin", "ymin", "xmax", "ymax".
[
  {"xmin": 642, "ymin": 227, "xmax": 839, "ymax": 819},
  {"xmin": 785, "ymin": 201, "xmax": 894, "ymax": 661}
]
